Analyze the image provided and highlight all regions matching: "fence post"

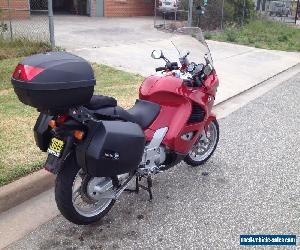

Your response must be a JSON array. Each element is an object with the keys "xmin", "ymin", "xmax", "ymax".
[
  {"xmin": 242, "ymin": 0, "xmax": 246, "ymax": 26},
  {"xmin": 7, "ymin": 0, "xmax": 13, "ymax": 40},
  {"xmin": 154, "ymin": 0, "xmax": 157, "ymax": 27},
  {"xmin": 221, "ymin": 0, "xmax": 225, "ymax": 29},
  {"xmin": 295, "ymin": 0, "xmax": 300, "ymax": 24},
  {"xmin": 188, "ymin": 0, "xmax": 193, "ymax": 27},
  {"xmin": 48, "ymin": 0, "xmax": 55, "ymax": 49}
]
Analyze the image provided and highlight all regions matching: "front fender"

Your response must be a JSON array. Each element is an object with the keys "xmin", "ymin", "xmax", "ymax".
[{"xmin": 204, "ymin": 113, "xmax": 217, "ymax": 132}]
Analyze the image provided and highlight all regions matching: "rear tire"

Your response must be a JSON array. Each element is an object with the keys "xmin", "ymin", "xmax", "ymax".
[
  {"xmin": 55, "ymin": 155, "xmax": 115, "ymax": 225},
  {"xmin": 184, "ymin": 119, "xmax": 219, "ymax": 167}
]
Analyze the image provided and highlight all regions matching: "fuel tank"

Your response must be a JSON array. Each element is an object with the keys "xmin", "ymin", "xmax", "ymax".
[{"xmin": 139, "ymin": 75, "xmax": 185, "ymax": 103}]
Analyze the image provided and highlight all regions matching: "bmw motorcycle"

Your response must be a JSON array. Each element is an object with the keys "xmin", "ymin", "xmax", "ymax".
[{"xmin": 11, "ymin": 29, "xmax": 219, "ymax": 225}]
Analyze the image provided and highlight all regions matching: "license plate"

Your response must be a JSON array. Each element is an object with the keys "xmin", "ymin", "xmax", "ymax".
[{"xmin": 47, "ymin": 138, "xmax": 64, "ymax": 157}]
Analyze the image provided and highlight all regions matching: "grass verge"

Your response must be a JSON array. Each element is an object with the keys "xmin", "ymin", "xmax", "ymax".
[
  {"xmin": 0, "ymin": 38, "xmax": 51, "ymax": 60},
  {"xmin": 0, "ymin": 59, "xmax": 143, "ymax": 186},
  {"xmin": 205, "ymin": 19, "xmax": 300, "ymax": 52}
]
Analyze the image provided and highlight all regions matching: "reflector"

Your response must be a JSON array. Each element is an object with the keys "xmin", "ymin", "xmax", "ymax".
[
  {"xmin": 48, "ymin": 120, "xmax": 57, "ymax": 129},
  {"xmin": 57, "ymin": 114, "xmax": 68, "ymax": 124}
]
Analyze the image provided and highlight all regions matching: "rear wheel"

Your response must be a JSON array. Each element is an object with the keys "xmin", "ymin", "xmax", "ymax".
[
  {"xmin": 55, "ymin": 155, "xmax": 115, "ymax": 225},
  {"xmin": 184, "ymin": 119, "xmax": 219, "ymax": 167}
]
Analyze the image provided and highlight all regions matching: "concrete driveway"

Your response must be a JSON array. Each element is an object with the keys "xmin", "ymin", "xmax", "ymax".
[{"xmin": 54, "ymin": 15, "xmax": 300, "ymax": 104}]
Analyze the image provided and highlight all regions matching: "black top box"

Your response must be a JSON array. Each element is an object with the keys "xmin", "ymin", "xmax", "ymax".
[{"xmin": 11, "ymin": 52, "xmax": 96, "ymax": 113}]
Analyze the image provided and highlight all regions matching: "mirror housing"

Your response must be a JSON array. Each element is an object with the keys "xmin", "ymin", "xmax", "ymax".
[
  {"xmin": 151, "ymin": 50, "xmax": 163, "ymax": 59},
  {"xmin": 203, "ymin": 64, "xmax": 213, "ymax": 76}
]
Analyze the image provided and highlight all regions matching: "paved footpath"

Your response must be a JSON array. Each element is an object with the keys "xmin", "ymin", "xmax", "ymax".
[{"xmin": 7, "ymin": 74, "xmax": 300, "ymax": 249}]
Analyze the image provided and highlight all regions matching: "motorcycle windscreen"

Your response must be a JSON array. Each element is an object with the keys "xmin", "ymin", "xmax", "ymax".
[{"xmin": 153, "ymin": 27, "xmax": 213, "ymax": 67}]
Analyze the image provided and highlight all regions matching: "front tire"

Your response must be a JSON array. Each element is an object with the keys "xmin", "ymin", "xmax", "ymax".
[
  {"xmin": 184, "ymin": 119, "xmax": 219, "ymax": 167},
  {"xmin": 55, "ymin": 155, "xmax": 115, "ymax": 225}
]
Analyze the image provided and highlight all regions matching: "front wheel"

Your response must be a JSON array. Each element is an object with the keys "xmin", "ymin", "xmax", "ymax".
[
  {"xmin": 55, "ymin": 155, "xmax": 115, "ymax": 225},
  {"xmin": 184, "ymin": 119, "xmax": 219, "ymax": 167}
]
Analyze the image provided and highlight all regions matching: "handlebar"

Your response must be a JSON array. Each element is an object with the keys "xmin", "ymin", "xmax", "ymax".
[
  {"xmin": 152, "ymin": 50, "xmax": 213, "ymax": 88},
  {"xmin": 155, "ymin": 67, "xmax": 166, "ymax": 72},
  {"xmin": 156, "ymin": 62, "xmax": 179, "ymax": 72}
]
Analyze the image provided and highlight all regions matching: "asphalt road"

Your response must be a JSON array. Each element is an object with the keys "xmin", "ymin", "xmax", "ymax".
[{"xmin": 8, "ymin": 74, "xmax": 300, "ymax": 249}]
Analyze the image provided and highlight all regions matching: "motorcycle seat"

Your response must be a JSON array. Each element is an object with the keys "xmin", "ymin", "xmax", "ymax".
[
  {"xmin": 127, "ymin": 99, "xmax": 160, "ymax": 128},
  {"xmin": 92, "ymin": 99, "xmax": 160, "ymax": 129},
  {"xmin": 85, "ymin": 95, "xmax": 117, "ymax": 110}
]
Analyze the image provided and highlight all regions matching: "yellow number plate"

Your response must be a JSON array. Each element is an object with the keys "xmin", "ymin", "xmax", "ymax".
[{"xmin": 48, "ymin": 138, "xmax": 64, "ymax": 157}]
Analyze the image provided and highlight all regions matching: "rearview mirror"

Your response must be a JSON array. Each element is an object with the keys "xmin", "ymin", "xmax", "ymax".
[{"xmin": 151, "ymin": 50, "xmax": 163, "ymax": 59}]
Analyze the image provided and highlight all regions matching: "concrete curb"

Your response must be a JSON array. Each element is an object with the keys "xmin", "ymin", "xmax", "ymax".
[{"xmin": 0, "ymin": 169, "xmax": 55, "ymax": 213}]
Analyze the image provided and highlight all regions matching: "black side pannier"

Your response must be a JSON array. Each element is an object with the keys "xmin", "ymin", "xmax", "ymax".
[
  {"xmin": 33, "ymin": 113, "xmax": 54, "ymax": 152},
  {"xmin": 11, "ymin": 52, "xmax": 95, "ymax": 113},
  {"xmin": 76, "ymin": 120, "xmax": 145, "ymax": 177}
]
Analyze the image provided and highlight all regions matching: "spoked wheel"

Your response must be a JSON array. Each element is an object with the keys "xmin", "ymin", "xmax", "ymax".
[
  {"xmin": 184, "ymin": 119, "xmax": 219, "ymax": 167},
  {"xmin": 55, "ymin": 155, "xmax": 115, "ymax": 225}
]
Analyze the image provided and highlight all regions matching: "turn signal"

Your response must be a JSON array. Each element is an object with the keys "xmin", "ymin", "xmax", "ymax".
[
  {"xmin": 74, "ymin": 130, "xmax": 85, "ymax": 140},
  {"xmin": 48, "ymin": 120, "xmax": 56, "ymax": 128}
]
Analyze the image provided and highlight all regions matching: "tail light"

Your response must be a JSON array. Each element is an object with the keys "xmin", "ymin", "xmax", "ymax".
[
  {"xmin": 12, "ymin": 64, "xmax": 44, "ymax": 81},
  {"xmin": 57, "ymin": 114, "xmax": 68, "ymax": 124}
]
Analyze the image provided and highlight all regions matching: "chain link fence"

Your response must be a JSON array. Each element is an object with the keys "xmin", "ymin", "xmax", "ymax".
[
  {"xmin": 154, "ymin": 0, "xmax": 189, "ymax": 31},
  {"xmin": 154, "ymin": 0, "xmax": 256, "ymax": 30},
  {"xmin": 0, "ymin": 0, "xmax": 50, "ymax": 42},
  {"xmin": 154, "ymin": 0, "xmax": 299, "ymax": 30},
  {"xmin": 260, "ymin": 0, "xmax": 300, "ymax": 24}
]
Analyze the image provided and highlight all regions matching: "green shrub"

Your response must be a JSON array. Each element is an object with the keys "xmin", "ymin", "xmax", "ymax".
[
  {"xmin": 207, "ymin": 18, "xmax": 300, "ymax": 52},
  {"xmin": 278, "ymin": 34, "xmax": 288, "ymax": 42},
  {"xmin": 225, "ymin": 27, "xmax": 238, "ymax": 42},
  {"xmin": 180, "ymin": 0, "xmax": 256, "ymax": 30},
  {"xmin": 204, "ymin": 32, "xmax": 212, "ymax": 39}
]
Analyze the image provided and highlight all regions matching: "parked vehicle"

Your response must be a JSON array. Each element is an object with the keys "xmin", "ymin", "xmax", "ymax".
[
  {"xmin": 158, "ymin": 0, "xmax": 180, "ymax": 18},
  {"xmin": 11, "ymin": 31, "xmax": 219, "ymax": 225},
  {"xmin": 269, "ymin": 1, "xmax": 290, "ymax": 17}
]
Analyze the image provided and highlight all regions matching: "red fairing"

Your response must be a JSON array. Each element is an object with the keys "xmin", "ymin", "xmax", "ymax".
[
  {"xmin": 140, "ymin": 72, "xmax": 219, "ymax": 154},
  {"xmin": 13, "ymin": 64, "xmax": 44, "ymax": 81}
]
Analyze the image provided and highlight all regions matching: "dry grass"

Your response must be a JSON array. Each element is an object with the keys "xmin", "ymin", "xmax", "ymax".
[
  {"xmin": 0, "ymin": 60, "xmax": 143, "ymax": 186},
  {"xmin": 0, "ymin": 38, "xmax": 51, "ymax": 60},
  {"xmin": 0, "ymin": 57, "xmax": 21, "ymax": 90}
]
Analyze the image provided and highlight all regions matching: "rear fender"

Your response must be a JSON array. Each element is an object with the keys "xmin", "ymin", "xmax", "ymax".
[{"xmin": 44, "ymin": 136, "xmax": 75, "ymax": 174}]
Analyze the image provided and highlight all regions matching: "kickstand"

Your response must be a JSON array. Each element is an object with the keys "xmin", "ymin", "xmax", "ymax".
[{"xmin": 124, "ymin": 175, "xmax": 153, "ymax": 201}]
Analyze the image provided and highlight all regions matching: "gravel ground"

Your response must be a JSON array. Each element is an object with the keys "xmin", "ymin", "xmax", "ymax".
[{"xmin": 8, "ymin": 74, "xmax": 300, "ymax": 250}]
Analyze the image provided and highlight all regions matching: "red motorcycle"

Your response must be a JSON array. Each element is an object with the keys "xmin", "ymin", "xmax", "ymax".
[{"xmin": 12, "ymin": 35, "xmax": 219, "ymax": 225}]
